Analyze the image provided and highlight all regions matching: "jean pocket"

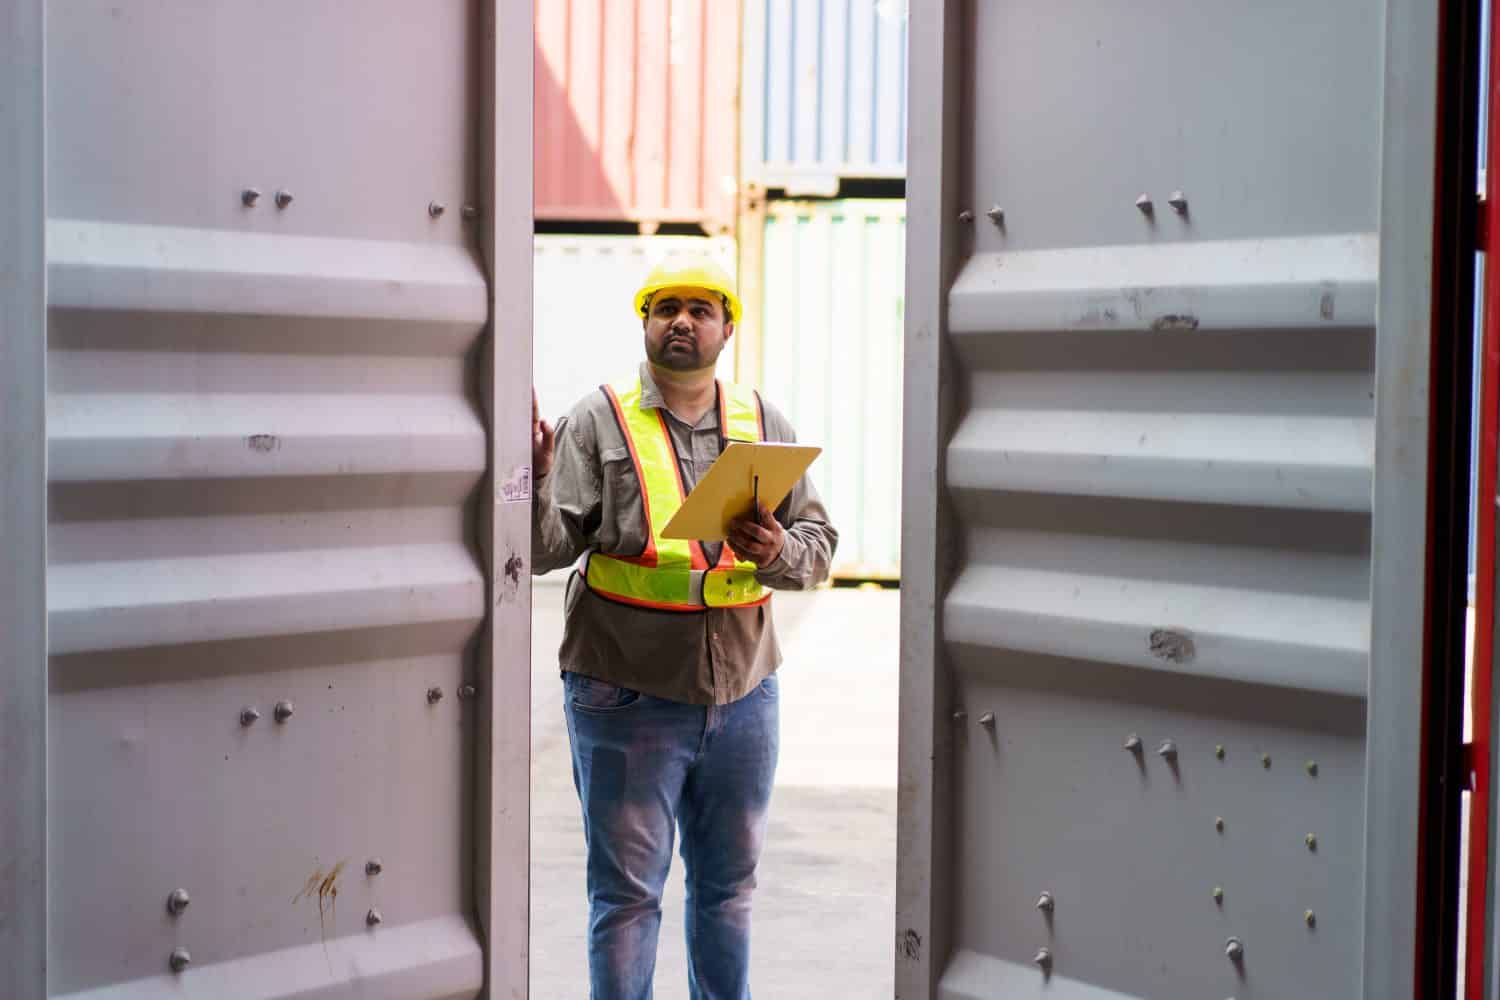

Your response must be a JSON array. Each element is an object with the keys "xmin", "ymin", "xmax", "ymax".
[
  {"xmin": 758, "ymin": 674, "xmax": 779, "ymax": 700},
  {"xmin": 566, "ymin": 673, "xmax": 643, "ymax": 713}
]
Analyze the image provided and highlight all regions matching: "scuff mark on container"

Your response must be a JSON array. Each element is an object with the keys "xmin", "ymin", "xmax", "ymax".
[
  {"xmin": 1150, "ymin": 314, "xmax": 1200, "ymax": 332},
  {"xmin": 247, "ymin": 434, "xmax": 280, "ymax": 453},
  {"xmin": 1149, "ymin": 628, "xmax": 1196, "ymax": 664},
  {"xmin": 1320, "ymin": 291, "xmax": 1336, "ymax": 321},
  {"xmin": 900, "ymin": 928, "xmax": 922, "ymax": 961},
  {"xmin": 497, "ymin": 553, "xmax": 524, "ymax": 606}
]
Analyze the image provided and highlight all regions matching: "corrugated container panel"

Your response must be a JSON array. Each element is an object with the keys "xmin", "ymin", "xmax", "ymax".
[
  {"xmin": 897, "ymin": 0, "xmax": 1441, "ymax": 996},
  {"xmin": 533, "ymin": 234, "xmax": 737, "ymax": 428},
  {"xmin": 535, "ymin": 0, "xmax": 739, "ymax": 232},
  {"xmin": 742, "ymin": 0, "xmax": 908, "ymax": 193},
  {"xmin": 759, "ymin": 199, "xmax": 904, "ymax": 580},
  {"xmin": 37, "ymin": 1, "xmax": 533, "ymax": 995}
]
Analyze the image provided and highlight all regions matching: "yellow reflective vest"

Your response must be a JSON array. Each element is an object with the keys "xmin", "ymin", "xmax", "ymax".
[{"xmin": 578, "ymin": 375, "xmax": 771, "ymax": 612}]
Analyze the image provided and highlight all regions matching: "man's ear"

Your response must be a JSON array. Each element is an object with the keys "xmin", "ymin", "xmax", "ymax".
[{"xmin": 723, "ymin": 321, "xmax": 735, "ymax": 341}]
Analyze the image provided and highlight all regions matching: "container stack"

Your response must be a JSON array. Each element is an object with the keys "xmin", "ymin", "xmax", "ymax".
[
  {"xmin": 740, "ymin": 0, "xmax": 909, "ymax": 582},
  {"xmin": 534, "ymin": 0, "xmax": 908, "ymax": 582},
  {"xmin": 532, "ymin": 0, "xmax": 739, "ymax": 424}
]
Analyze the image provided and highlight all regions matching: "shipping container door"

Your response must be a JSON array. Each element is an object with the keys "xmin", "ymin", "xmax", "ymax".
[
  {"xmin": 899, "ymin": 2, "xmax": 1445, "ymax": 999},
  {"xmin": 37, "ymin": 1, "xmax": 533, "ymax": 997}
]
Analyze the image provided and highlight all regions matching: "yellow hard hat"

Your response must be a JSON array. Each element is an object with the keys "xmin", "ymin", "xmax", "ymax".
[{"xmin": 633, "ymin": 255, "xmax": 741, "ymax": 325}]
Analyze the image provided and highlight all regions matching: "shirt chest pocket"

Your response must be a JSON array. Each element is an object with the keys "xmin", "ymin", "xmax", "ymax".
[{"xmin": 598, "ymin": 446, "xmax": 650, "ymax": 556}]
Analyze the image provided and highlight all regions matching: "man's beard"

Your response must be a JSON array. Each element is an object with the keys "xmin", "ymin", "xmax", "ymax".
[{"xmin": 648, "ymin": 331, "xmax": 716, "ymax": 371}]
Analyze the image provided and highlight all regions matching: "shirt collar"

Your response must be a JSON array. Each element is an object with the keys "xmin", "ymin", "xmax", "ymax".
[{"xmin": 637, "ymin": 362, "xmax": 720, "ymax": 429}]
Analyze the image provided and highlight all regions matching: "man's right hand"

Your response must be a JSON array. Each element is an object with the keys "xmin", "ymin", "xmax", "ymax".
[{"xmin": 533, "ymin": 388, "xmax": 556, "ymax": 481}]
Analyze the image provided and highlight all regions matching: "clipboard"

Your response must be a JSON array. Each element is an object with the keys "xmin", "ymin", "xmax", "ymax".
[{"xmin": 661, "ymin": 441, "xmax": 821, "ymax": 541}]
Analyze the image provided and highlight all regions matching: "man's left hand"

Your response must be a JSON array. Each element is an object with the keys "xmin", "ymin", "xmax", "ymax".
[{"xmin": 727, "ymin": 502, "xmax": 785, "ymax": 569}]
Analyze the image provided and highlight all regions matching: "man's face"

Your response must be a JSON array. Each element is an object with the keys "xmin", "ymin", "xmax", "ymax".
[{"xmin": 643, "ymin": 285, "xmax": 734, "ymax": 372}]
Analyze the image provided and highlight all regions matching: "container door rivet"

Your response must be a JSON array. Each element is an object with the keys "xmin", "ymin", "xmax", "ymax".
[
  {"xmin": 1156, "ymin": 739, "xmax": 1177, "ymax": 760},
  {"xmin": 952, "ymin": 710, "xmax": 967, "ymax": 724},
  {"xmin": 1135, "ymin": 194, "xmax": 1154, "ymax": 215},
  {"xmin": 1305, "ymin": 909, "xmax": 1317, "ymax": 928},
  {"xmin": 1213, "ymin": 886, "xmax": 1224, "ymax": 904},
  {"xmin": 958, "ymin": 209, "xmax": 975, "ymax": 223},
  {"xmin": 166, "ymin": 888, "xmax": 191, "ymax": 916},
  {"xmin": 366, "ymin": 858, "xmax": 384, "ymax": 876},
  {"xmin": 1215, "ymin": 816, "xmax": 1225, "ymax": 833},
  {"xmin": 427, "ymin": 686, "xmax": 444, "ymax": 705},
  {"xmin": 1261, "ymin": 753, "xmax": 1272, "ymax": 769},
  {"xmin": 1124, "ymin": 734, "xmax": 1143, "ymax": 753},
  {"xmin": 273, "ymin": 700, "xmax": 294, "ymax": 723},
  {"xmin": 274, "ymin": 190, "xmax": 294, "ymax": 209},
  {"xmin": 986, "ymin": 205, "xmax": 1005, "ymax": 226},
  {"xmin": 366, "ymin": 908, "xmax": 383, "ymax": 927},
  {"xmin": 1305, "ymin": 833, "xmax": 1318, "ymax": 851},
  {"xmin": 240, "ymin": 706, "xmax": 261, "ymax": 726},
  {"xmin": 978, "ymin": 712, "xmax": 995, "ymax": 728},
  {"xmin": 1225, "ymin": 937, "xmax": 1244, "ymax": 962},
  {"xmin": 458, "ymin": 684, "xmax": 478, "ymax": 701},
  {"xmin": 241, "ymin": 188, "xmax": 261, "ymax": 207},
  {"xmin": 1033, "ymin": 947, "xmax": 1052, "ymax": 970},
  {"xmin": 461, "ymin": 204, "xmax": 478, "ymax": 220},
  {"xmin": 1036, "ymin": 891, "xmax": 1055, "ymax": 913},
  {"xmin": 1306, "ymin": 760, "xmax": 1318, "ymax": 776},
  {"xmin": 428, "ymin": 201, "xmax": 446, "ymax": 219},
  {"xmin": 1167, "ymin": 190, "xmax": 1188, "ymax": 214},
  {"xmin": 169, "ymin": 948, "xmax": 191, "ymax": 973},
  {"xmin": 1215, "ymin": 744, "xmax": 1225, "ymax": 760}
]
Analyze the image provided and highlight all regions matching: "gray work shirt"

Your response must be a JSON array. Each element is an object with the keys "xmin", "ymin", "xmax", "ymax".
[{"xmin": 532, "ymin": 363, "xmax": 838, "ymax": 705}]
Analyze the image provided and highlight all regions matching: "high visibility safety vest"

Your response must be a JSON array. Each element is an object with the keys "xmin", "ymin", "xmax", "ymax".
[{"xmin": 578, "ymin": 375, "xmax": 772, "ymax": 612}]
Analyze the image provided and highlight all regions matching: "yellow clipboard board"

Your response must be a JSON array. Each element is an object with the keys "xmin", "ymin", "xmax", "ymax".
[{"xmin": 661, "ymin": 441, "xmax": 821, "ymax": 541}]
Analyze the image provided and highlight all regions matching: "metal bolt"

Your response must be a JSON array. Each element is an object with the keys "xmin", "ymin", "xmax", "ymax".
[
  {"xmin": 169, "ymin": 948, "xmax": 191, "ymax": 973},
  {"xmin": 458, "ymin": 684, "xmax": 477, "ymax": 701},
  {"xmin": 958, "ymin": 209, "xmax": 975, "ymax": 224},
  {"xmin": 1156, "ymin": 739, "xmax": 1178, "ymax": 760},
  {"xmin": 273, "ymin": 700, "xmax": 294, "ymax": 723},
  {"xmin": 986, "ymin": 205, "xmax": 1005, "ymax": 226},
  {"xmin": 166, "ymin": 888, "xmax": 191, "ymax": 917},
  {"xmin": 240, "ymin": 706, "xmax": 261, "ymax": 726},
  {"xmin": 1305, "ymin": 909, "xmax": 1317, "ymax": 928},
  {"xmin": 1261, "ymin": 753, "xmax": 1272, "ymax": 769},
  {"xmin": 428, "ymin": 201, "xmax": 446, "ymax": 219},
  {"xmin": 366, "ymin": 908, "xmax": 383, "ymax": 927},
  {"xmin": 1135, "ymin": 193, "xmax": 1154, "ymax": 215},
  {"xmin": 1306, "ymin": 760, "xmax": 1319, "ymax": 777},
  {"xmin": 1167, "ymin": 190, "xmax": 1188, "ymax": 214},
  {"xmin": 241, "ymin": 188, "xmax": 261, "ymax": 207},
  {"xmin": 366, "ymin": 858, "xmax": 384, "ymax": 876},
  {"xmin": 978, "ymin": 712, "xmax": 996, "ymax": 728},
  {"xmin": 274, "ymin": 190, "xmax": 294, "ymax": 210},
  {"xmin": 1225, "ymin": 937, "xmax": 1245, "ymax": 962},
  {"xmin": 952, "ymin": 710, "xmax": 967, "ymax": 724},
  {"xmin": 1215, "ymin": 816, "xmax": 1225, "ymax": 833},
  {"xmin": 1213, "ymin": 886, "xmax": 1224, "ymax": 904},
  {"xmin": 1215, "ymin": 744, "xmax": 1226, "ymax": 760},
  {"xmin": 1305, "ymin": 833, "xmax": 1318, "ymax": 851},
  {"xmin": 1033, "ymin": 947, "xmax": 1053, "ymax": 970},
  {"xmin": 427, "ymin": 686, "xmax": 444, "ymax": 705},
  {"xmin": 1124, "ymin": 734, "xmax": 1143, "ymax": 753},
  {"xmin": 1035, "ymin": 891, "xmax": 1055, "ymax": 914},
  {"xmin": 461, "ymin": 204, "xmax": 478, "ymax": 221}
]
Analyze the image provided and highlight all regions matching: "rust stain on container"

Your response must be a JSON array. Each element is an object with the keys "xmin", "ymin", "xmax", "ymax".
[
  {"xmin": 1148, "ymin": 628, "xmax": 1196, "ymax": 663},
  {"xmin": 535, "ymin": 0, "xmax": 738, "ymax": 233},
  {"xmin": 293, "ymin": 860, "xmax": 347, "ymax": 942}
]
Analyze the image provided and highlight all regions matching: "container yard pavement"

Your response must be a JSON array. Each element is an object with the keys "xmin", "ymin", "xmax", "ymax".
[{"xmin": 530, "ymin": 579, "xmax": 900, "ymax": 998}]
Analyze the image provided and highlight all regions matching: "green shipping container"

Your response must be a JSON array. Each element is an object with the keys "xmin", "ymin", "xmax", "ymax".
[{"xmin": 758, "ymin": 199, "xmax": 905, "ymax": 581}]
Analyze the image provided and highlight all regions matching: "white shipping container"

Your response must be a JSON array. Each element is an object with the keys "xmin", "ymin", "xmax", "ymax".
[
  {"xmin": 532, "ymin": 235, "xmax": 738, "ymax": 429},
  {"xmin": 758, "ymin": 199, "xmax": 905, "ymax": 580}
]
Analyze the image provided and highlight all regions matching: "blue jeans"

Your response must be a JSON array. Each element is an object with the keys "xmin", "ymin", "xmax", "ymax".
[{"xmin": 562, "ymin": 670, "xmax": 780, "ymax": 1000}]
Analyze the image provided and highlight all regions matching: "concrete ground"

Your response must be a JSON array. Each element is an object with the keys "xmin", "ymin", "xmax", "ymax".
[{"xmin": 529, "ymin": 579, "xmax": 900, "ymax": 999}]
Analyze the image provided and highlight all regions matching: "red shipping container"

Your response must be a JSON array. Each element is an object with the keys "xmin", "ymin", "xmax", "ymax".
[{"xmin": 535, "ymin": 0, "xmax": 740, "ymax": 233}]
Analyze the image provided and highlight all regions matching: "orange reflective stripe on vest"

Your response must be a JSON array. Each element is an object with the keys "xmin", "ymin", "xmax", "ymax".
[{"xmin": 581, "ymin": 376, "xmax": 771, "ymax": 611}]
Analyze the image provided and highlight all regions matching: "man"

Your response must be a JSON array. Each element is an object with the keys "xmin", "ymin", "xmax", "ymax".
[{"xmin": 531, "ymin": 255, "xmax": 837, "ymax": 999}]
